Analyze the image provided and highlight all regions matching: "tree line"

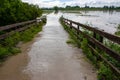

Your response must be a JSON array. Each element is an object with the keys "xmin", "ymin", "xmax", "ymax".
[
  {"xmin": 43, "ymin": 5, "xmax": 120, "ymax": 11},
  {"xmin": 0, "ymin": 0, "xmax": 42, "ymax": 26}
]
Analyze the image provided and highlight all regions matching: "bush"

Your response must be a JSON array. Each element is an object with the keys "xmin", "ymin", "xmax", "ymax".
[
  {"xmin": 0, "ymin": 45, "xmax": 10, "ymax": 59},
  {"xmin": 0, "ymin": 0, "xmax": 42, "ymax": 26},
  {"xmin": 97, "ymin": 62, "xmax": 118, "ymax": 80}
]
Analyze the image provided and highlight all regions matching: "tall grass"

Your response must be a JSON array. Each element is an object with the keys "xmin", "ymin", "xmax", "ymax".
[
  {"xmin": 115, "ymin": 24, "xmax": 120, "ymax": 36},
  {"xmin": 0, "ymin": 21, "xmax": 46, "ymax": 62},
  {"xmin": 60, "ymin": 17, "xmax": 120, "ymax": 80},
  {"xmin": 60, "ymin": 18, "xmax": 81, "ymax": 47}
]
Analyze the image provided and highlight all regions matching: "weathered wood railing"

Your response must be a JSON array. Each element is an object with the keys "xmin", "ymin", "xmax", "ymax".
[
  {"xmin": 61, "ymin": 17, "xmax": 120, "ymax": 75},
  {"xmin": 0, "ymin": 16, "xmax": 46, "ymax": 40}
]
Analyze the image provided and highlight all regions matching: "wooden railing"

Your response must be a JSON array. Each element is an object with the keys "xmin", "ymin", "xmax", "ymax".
[
  {"xmin": 61, "ymin": 17, "xmax": 120, "ymax": 75},
  {"xmin": 0, "ymin": 16, "xmax": 46, "ymax": 40}
]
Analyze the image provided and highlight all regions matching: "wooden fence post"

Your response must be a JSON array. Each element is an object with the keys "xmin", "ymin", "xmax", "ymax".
[
  {"xmin": 66, "ymin": 20, "xmax": 68, "ymax": 25},
  {"xmin": 77, "ymin": 25, "xmax": 80, "ymax": 39},
  {"xmin": 77, "ymin": 25, "xmax": 79, "ymax": 35},
  {"xmin": 99, "ymin": 30, "xmax": 104, "ymax": 43},
  {"xmin": 63, "ymin": 19, "xmax": 65, "ymax": 24},
  {"xmin": 70, "ymin": 21, "xmax": 72, "ymax": 29},
  {"xmin": 99, "ymin": 35, "xmax": 103, "ymax": 43},
  {"xmin": 92, "ymin": 32, "xmax": 96, "ymax": 48}
]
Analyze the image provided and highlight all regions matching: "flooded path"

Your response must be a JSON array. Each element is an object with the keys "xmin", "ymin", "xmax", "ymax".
[
  {"xmin": 0, "ymin": 13, "xmax": 97, "ymax": 80},
  {"xmin": 25, "ymin": 13, "xmax": 97, "ymax": 80},
  {"xmin": 0, "ymin": 41, "xmax": 32, "ymax": 80}
]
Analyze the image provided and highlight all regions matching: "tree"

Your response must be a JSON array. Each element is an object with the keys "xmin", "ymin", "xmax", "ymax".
[
  {"xmin": 54, "ymin": 6, "xmax": 58, "ymax": 13},
  {"xmin": 0, "ymin": 0, "xmax": 42, "ymax": 26}
]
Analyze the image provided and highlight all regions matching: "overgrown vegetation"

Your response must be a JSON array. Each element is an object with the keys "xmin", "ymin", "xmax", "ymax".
[
  {"xmin": 108, "ymin": 24, "xmax": 120, "ymax": 55},
  {"xmin": 0, "ymin": 0, "xmax": 45, "ymax": 62},
  {"xmin": 0, "ymin": 0, "xmax": 42, "ymax": 26},
  {"xmin": 60, "ymin": 17, "xmax": 120, "ymax": 80},
  {"xmin": 60, "ymin": 18, "xmax": 81, "ymax": 47},
  {"xmin": 0, "ymin": 21, "xmax": 46, "ymax": 62},
  {"xmin": 115, "ymin": 24, "xmax": 120, "ymax": 36},
  {"xmin": 54, "ymin": 6, "xmax": 59, "ymax": 13}
]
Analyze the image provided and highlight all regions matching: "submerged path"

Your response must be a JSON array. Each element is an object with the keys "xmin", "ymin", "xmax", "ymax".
[
  {"xmin": 0, "ymin": 13, "xmax": 97, "ymax": 80},
  {"xmin": 25, "ymin": 13, "xmax": 97, "ymax": 80}
]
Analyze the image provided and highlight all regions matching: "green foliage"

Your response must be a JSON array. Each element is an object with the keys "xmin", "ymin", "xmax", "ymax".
[
  {"xmin": 97, "ymin": 62, "xmax": 118, "ymax": 80},
  {"xmin": 42, "ymin": 5, "xmax": 120, "ymax": 11},
  {"xmin": 0, "ymin": 45, "xmax": 10, "ymax": 59},
  {"xmin": 4, "ymin": 32, "xmax": 21, "ymax": 47},
  {"xmin": 115, "ymin": 24, "xmax": 120, "ymax": 36},
  {"xmin": 21, "ymin": 29, "xmax": 34, "ymax": 42},
  {"xmin": 81, "ymin": 38, "xmax": 88, "ymax": 52},
  {"xmin": 103, "ymin": 24, "xmax": 120, "ymax": 70},
  {"xmin": 0, "ymin": 0, "xmax": 42, "ymax": 26},
  {"xmin": 60, "ymin": 17, "xmax": 81, "ymax": 47},
  {"xmin": 54, "ymin": 6, "xmax": 58, "ymax": 13},
  {"xmin": 118, "ymin": 24, "xmax": 120, "ymax": 29},
  {"xmin": 21, "ymin": 23, "xmax": 43, "ymax": 42},
  {"xmin": 9, "ymin": 47, "xmax": 21, "ymax": 54},
  {"xmin": 60, "ymin": 17, "xmax": 120, "ymax": 80},
  {"xmin": 0, "ymin": 22, "xmax": 45, "ymax": 60},
  {"xmin": 115, "ymin": 31, "xmax": 120, "ymax": 36},
  {"xmin": 66, "ymin": 39, "xmax": 75, "ymax": 44},
  {"xmin": 105, "ymin": 41, "xmax": 120, "ymax": 53}
]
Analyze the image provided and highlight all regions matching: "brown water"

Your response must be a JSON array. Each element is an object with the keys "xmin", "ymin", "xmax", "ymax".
[
  {"xmin": 0, "ymin": 13, "xmax": 97, "ymax": 80},
  {"xmin": 0, "ymin": 41, "xmax": 32, "ymax": 80},
  {"xmin": 24, "ymin": 13, "xmax": 97, "ymax": 80}
]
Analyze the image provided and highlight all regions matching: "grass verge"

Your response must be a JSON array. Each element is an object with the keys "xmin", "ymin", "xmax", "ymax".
[
  {"xmin": 60, "ymin": 18, "xmax": 81, "ymax": 47},
  {"xmin": 60, "ymin": 17, "xmax": 120, "ymax": 80},
  {"xmin": 0, "ymin": 20, "xmax": 46, "ymax": 62}
]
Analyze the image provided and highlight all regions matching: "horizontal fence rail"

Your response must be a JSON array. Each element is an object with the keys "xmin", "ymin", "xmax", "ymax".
[
  {"xmin": 0, "ymin": 16, "xmax": 46, "ymax": 40},
  {"xmin": 63, "ymin": 18, "xmax": 120, "ymax": 44},
  {"xmin": 0, "ymin": 20, "xmax": 36, "ymax": 31},
  {"xmin": 61, "ymin": 17, "xmax": 120, "ymax": 75}
]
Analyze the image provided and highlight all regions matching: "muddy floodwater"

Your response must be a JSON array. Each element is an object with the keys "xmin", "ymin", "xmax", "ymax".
[
  {"xmin": 0, "ymin": 13, "xmax": 97, "ymax": 80},
  {"xmin": 24, "ymin": 13, "xmax": 97, "ymax": 80},
  {"xmin": 63, "ymin": 10, "xmax": 120, "ymax": 34}
]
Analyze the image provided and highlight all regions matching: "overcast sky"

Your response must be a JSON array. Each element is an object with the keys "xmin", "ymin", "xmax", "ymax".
[{"xmin": 22, "ymin": 0, "xmax": 120, "ymax": 8}]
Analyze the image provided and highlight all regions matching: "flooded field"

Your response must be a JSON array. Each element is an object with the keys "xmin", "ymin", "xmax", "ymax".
[
  {"xmin": 0, "ymin": 11, "xmax": 119, "ymax": 80},
  {"xmin": 62, "ymin": 10, "xmax": 120, "ymax": 34}
]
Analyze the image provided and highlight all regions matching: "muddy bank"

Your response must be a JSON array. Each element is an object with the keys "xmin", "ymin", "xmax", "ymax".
[{"xmin": 0, "ymin": 41, "xmax": 34, "ymax": 80}]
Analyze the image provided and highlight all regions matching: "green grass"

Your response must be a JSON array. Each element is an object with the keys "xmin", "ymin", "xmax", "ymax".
[
  {"xmin": 115, "ymin": 24, "xmax": 120, "ymax": 36},
  {"xmin": 66, "ymin": 39, "xmax": 75, "ymax": 44},
  {"xmin": 0, "ymin": 20, "xmax": 46, "ymax": 62},
  {"xmin": 60, "ymin": 18, "xmax": 81, "ymax": 48},
  {"xmin": 60, "ymin": 17, "xmax": 120, "ymax": 80}
]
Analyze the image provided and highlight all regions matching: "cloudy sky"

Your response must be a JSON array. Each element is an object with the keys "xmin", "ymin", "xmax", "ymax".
[{"xmin": 22, "ymin": 0, "xmax": 120, "ymax": 8}]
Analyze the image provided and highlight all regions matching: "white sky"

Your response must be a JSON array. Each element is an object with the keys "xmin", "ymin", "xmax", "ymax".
[{"xmin": 22, "ymin": 0, "xmax": 120, "ymax": 8}]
